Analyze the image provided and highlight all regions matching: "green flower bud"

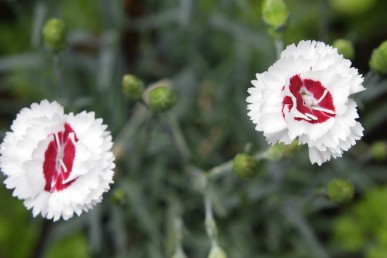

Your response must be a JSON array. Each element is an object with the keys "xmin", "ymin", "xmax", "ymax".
[
  {"xmin": 333, "ymin": 39, "xmax": 355, "ymax": 59},
  {"xmin": 232, "ymin": 153, "xmax": 257, "ymax": 179},
  {"xmin": 171, "ymin": 249, "xmax": 187, "ymax": 258},
  {"xmin": 208, "ymin": 245, "xmax": 227, "ymax": 258},
  {"xmin": 262, "ymin": 0, "xmax": 289, "ymax": 29},
  {"xmin": 147, "ymin": 84, "xmax": 177, "ymax": 113},
  {"xmin": 267, "ymin": 140, "xmax": 299, "ymax": 161},
  {"xmin": 327, "ymin": 178, "xmax": 354, "ymax": 204},
  {"xmin": 370, "ymin": 41, "xmax": 387, "ymax": 75},
  {"xmin": 329, "ymin": 0, "xmax": 376, "ymax": 15},
  {"xmin": 42, "ymin": 18, "xmax": 67, "ymax": 51},
  {"xmin": 111, "ymin": 189, "xmax": 127, "ymax": 205},
  {"xmin": 369, "ymin": 141, "xmax": 387, "ymax": 161},
  {"xmin": 122, "ymin": 74, "xmax": 144, "ymax": 100}
]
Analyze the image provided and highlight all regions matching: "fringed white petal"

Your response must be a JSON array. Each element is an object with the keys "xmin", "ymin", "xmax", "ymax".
[
  {"xmin": 247, "ymin": 40, "xmax": 364, "ymax": 165},
  {"xmin": 0, "ymin": 100, "xmax": 115, "ymax": 221}
]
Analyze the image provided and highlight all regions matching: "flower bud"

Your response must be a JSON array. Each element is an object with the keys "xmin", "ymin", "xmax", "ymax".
[
  {"xmin": 147, "ymin": 84, "xmax": 177, "ymax": 113},
  {"xmin": 333, "ymin": 39, "xmax": 355, "ymax": 59},
  {"xmin": 232, "ymin": 153, "xmax": 257, "ymax": 179},
  {"xmin": 369, "ymin": 141, "xmax": 387, "ymax": 161},
  {"xmin": 329, "ymin": 0, "xmax": 376, "ymax": 15},
  {"xmin": 122, "ymin": 74, "xmax": 144, "ymax": 100},
  {"xmin": 327, "ymin": 178, "xmax": 354, "ymax": 204},
  {"xmin": 171, "ymin": 249, "xmax": 187, "ymax": 258},
  {"xmin": 42, "ymin": 18, "xmax": 67, "ymax": 51},
  {"xmin": 111, "ymin": 189, "xmax": 127, "ymax": 206},
  {"xmin": 266, "ymin": 140, "xmax": 299, "ymax": 161},
  {"xmin": 262, "ymin": 0, "xmax": 289, "ymax": 29},
  {"xmin": 208, "ymin": 245, "xmax": 227, "ymax": 258},
  {"xmin": 370, "ymin": 41, "xmax": 387, "ymax": 75}
]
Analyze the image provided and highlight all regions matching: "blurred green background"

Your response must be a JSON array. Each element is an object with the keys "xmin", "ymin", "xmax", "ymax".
[{"xmin": 0, "ymin": 0, "xmax": 387, "ymax": 258}]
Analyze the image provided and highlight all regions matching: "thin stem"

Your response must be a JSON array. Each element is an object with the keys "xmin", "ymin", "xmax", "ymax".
[
  {"xmin": 52, "ymin": 54, "xmax": 68, "ymax": 100},
  {"xmin": 208, "ymin": 151, "xmax": 268, "ymax": 179},
  {"xmin": 168, "ymin": 114, "xmax": 191, "ymax": 162},
  {"xmin": 204, "ymin": 176, "xmax": 218, "ymax": 247},
  {"xmin": 274, "ymin": 37, "xmax": 284, "ymax": 58},
  {"xmin": 112, "ymin": 103, "xmax": 149, "ymax": 160},
  {"xmin": 319, "ymin": 0, "xmax": 329, "ymax": 42},
  {"xmin": 172, "ymin": 212, "xmax": 187, "ymax": 258},
  {"xmin": 31, "ymin": 219, "xmax": 51, "ymax": 258}
]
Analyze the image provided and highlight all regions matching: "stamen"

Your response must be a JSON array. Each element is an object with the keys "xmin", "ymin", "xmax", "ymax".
[
  {"xmin": 305, "ymin": 113, "xmax": 318, "ymax": 120},
  {"xmin": 51, "ymin": 177, "xmax": 57, "ymax": 190},
  {"xmin": 68, "ymin": 132, "xmax": 75, "ymax": 144},
  {"xmin": 316, "ymin": 90, "xmax": 328, "ymax": 104},
  {"xmin": 54, "ymin": 133, "xmax": 61, "ymax": 149},
  {"xmin": 312, "ymin": 106, "xmax": 335, "ymax": 115},
  {"xmin": 59, "ymin": 159, "xmax": 68, "ymax": 173}
]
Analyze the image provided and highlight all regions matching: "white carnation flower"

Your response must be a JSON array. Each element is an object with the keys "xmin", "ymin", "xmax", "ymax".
[
  {"xmin": 0, "ymin": 100, "xmax": 115, "ymax": 221},
  {"xmin": 247, "ymin": 40, "xmax": 365, "ymax": 165}
]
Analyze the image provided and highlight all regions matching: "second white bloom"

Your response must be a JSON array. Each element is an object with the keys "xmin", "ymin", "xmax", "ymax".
[{"xmin": 247, "ymin": 40, "xmax": 365, "ymax": 165}]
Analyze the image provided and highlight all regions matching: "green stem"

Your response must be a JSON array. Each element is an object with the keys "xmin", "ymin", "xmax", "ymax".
[
  {"xmin": 204, "ymin": 176, "xmax": 218, "ymax": 247},
  {"xmin": 172, "ymin": 211, "xmax": 187, "ymax": 258},
  {"xmin": 274, "ymin": 37, "xmax": 284, "ymax": 58},
  {"xmin": 53, "ymin": 54, "xmax": 68, "ymax": 101},
  {"xmin": 208, "ymin": 151, "xmax": 268, "ymax": 179},
  {"xmin": 168, "ymin": 114, "xmax": 191, "ymax": 162},
  {"xmin": 319, "ymin": 0, "xmax": 329, "ymax": 42},
  {"xmin": 112, "ymin": 103, "xmax": 149, "ymax": 161}
]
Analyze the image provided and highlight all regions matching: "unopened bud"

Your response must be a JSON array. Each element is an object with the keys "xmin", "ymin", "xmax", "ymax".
[
  {"xmin": 333, "ymin": 39, "xmax": 355, "ymax": 59},
  {"xmin": 42, "ymin": 18, "xmax": 67, "ymax": 51},
  {"xmin": 147, "ymin": 84, "xmax": 177, "ymax": 113},
  {"xmin": 208, "ymin": 245, "xmax": 227, "ymax": 258},
  {"xmin": 122, "ymin": 74, "xmax": 144, "ymax": 100},
  {"xmin": 329, "ymin": 0, "xmax": 376, "ymax": 16},
  {"xmin": 370, "ymin": 41, "xmax": 387, "ymax": 75},
  {"xmin": 232, "ymin": 153, "xmax": 257, "ymax": 179},
  {"xmin": 369, "ymin": 141, "xmax": 387, "ymax": 161},
  {"xmin": 267, "ymin": 140, "xmax": 299, "ymax": 161},
  {"xmin": 171, "ymin": 249, "xmax": 187, "ymax": 258},
  {"xmin": 262, "ymin": 0, "xmax": 289, "ymax": 29},
  {"xmin": 327, "ymin": 178, "xmax": 354, "ymax": 204},
  {"xmin": 111, "ymin": 189, "xmax": 127, "ymax": 206}
]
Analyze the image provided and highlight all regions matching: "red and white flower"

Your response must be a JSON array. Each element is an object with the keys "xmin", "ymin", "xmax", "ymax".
[
  {"xmin": 247, "ymin": 40, "xmax": 365, "ymax": 165},
  {"xmin": 0, "ymin": 100, "xmax": 115, "ymax": 221}
]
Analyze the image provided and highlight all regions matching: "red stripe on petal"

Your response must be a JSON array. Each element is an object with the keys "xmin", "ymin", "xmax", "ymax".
[
  {"xmin": 282, "ymin": 75, "xmax": 335, "ymax": 124},
  {"xmin": 43, "ymin": 123, "xmax": 78, "ymax": 192}
]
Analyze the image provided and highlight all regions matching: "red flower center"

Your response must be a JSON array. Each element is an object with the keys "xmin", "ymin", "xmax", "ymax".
[
  {"xmin": 43, "ymin": 123, "xmax": 78, "ymax": 192},
  {"xmin": 282, "ymin": 75, "xmax": 335, "ymax": 124}
]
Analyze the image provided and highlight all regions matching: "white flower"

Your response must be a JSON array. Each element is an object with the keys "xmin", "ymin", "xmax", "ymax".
[
  {"xmin": 0, "ymin": 100, "xmax": 115, "ymax": 221},
  {"xmin": 247, "ymin": 40, "xmax": 365, "ymax": 165}
]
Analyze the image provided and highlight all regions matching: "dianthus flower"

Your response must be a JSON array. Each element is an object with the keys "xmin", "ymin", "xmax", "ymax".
[
  {"xmin": 247, "ymin": 40, "xmax": 365, "ymax": 165},
  {"xmin": 0, "ymin": 100, "xmax": 115, "ymax": 221}
]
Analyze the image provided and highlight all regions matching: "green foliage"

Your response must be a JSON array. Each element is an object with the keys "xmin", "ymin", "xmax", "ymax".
[
  {"xmin": 59, "ymin": 0, "xmax": 102, "ymax": 32},
  {"xmin": 0, "ymin": 1, "xmax": 386, "ymax": 258},
  {"xmin": 0, "ymin": 187, "xmax": 37, "ymax": 258},
  {"xmin": 329, "ymin": 0, "xmax": 376, "ymax": 15},
  {"xmin": 45, "ymin": 233, "xmax": 89, "ymax": 258},
  {"xmin": 332, "ymin": 187, "xmax": 387, "ymax": 257}
]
